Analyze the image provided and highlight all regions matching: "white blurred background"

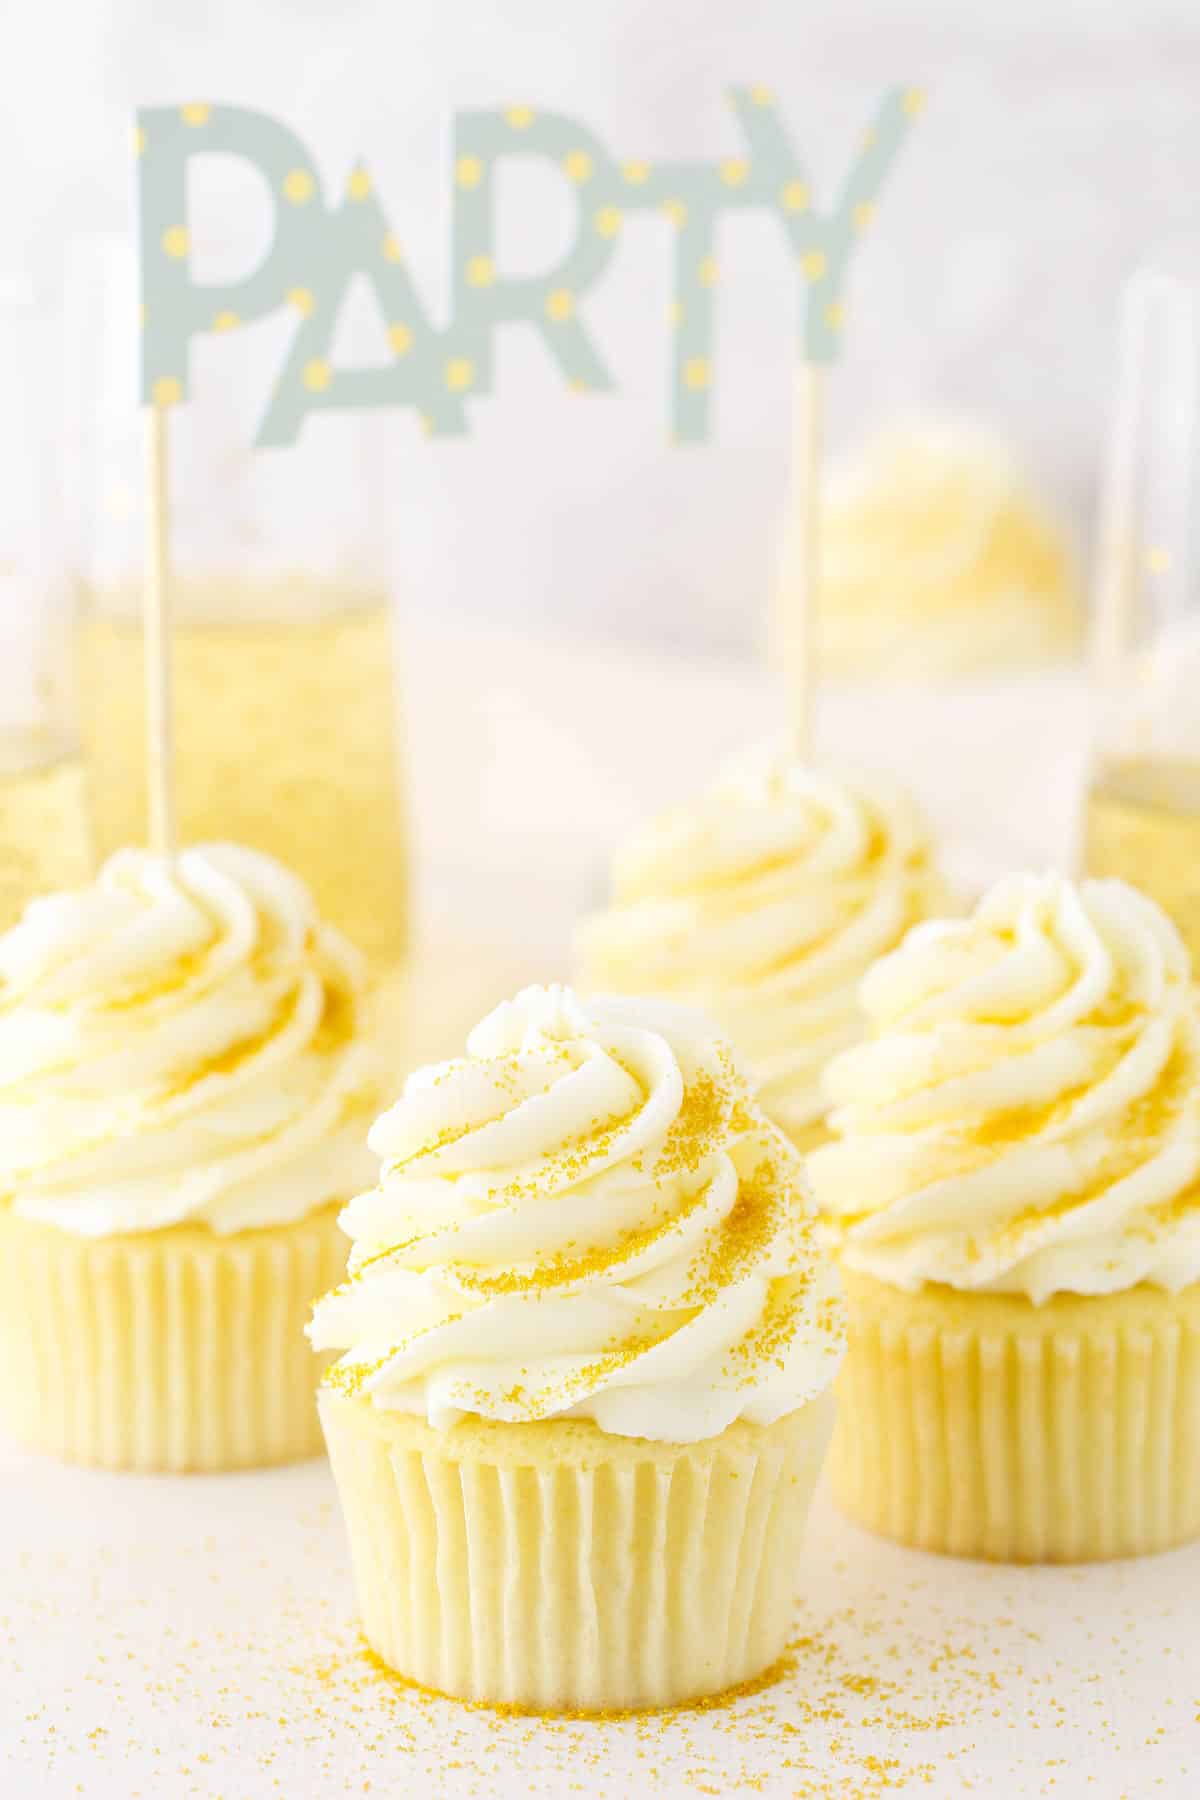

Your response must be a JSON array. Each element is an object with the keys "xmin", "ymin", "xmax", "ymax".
[{"xmin": 8, "ymin": 0, "xmax": 1200, "ymax": 657}]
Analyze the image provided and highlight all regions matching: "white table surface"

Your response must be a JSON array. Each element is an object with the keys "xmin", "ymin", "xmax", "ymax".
[{"xmin": 7, "ymin": 624, "xmax": 1195, "ymax": 1799}]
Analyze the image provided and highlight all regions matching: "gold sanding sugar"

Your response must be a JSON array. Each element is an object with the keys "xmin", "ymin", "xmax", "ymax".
[
  {"xmin": 653, "ymin": 1067, "xmax": 734, "ymax": 1178},
  {"xmin": 280, "ymin": 1615, "xmax": 970, "ymax": 1794},
  {"xmin": 324, "ymin": 1060, "xmax": 816, "ymax": 1411},
  {"xmin": 12, "ymin": 1492, "xmax": 1190, "ymax": 1797}
]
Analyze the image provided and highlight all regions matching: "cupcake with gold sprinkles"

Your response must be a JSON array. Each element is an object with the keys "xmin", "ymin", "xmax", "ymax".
[
  {"xmin": 0, "ymin": 844, "xmax": 378, "ymax": 1471},
  {"xmin": 809, "ymin": 871, "xmax": 1200, "ymax": 1562},
  {"xmin": 807, "ymin": 420, "xmax": 1082, "ymax": 678},
  {"xmin": 577, "ymin": 743, "xmax": 951, "ymax": 1149},
  {"xmin": 311, "ymin": 983, "xmax": 843, "ymax": 1711}
]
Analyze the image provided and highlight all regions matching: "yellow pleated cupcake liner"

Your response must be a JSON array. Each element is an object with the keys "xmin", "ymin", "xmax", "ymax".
[
  {"xmin": 319, "ymin": 1386, "xmax": 834, "ymax": 1712},
  {"xmin": 0, "ymin": 1203, "xmax": 348, "ymax": 1472},
  {"xmin": 832, "ymin": 1269, "xmax": 1200, "ymax": 1562}
]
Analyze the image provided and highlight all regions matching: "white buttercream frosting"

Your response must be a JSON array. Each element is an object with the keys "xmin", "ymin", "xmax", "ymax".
[
  {"xmin": 0, "ymin": 844, "xmax": 377, "ymax": 1236},
  {"xmin": 577, "ymin": 745, "xmax": 949, "ymax": 1141},
  {"xmin": 809, "ymin": 873, "xmax": 1200, "ymax": 1301},
  {"xmin": 808, "ymin": 422, "xmax": 1082, "ymax": 678},
  {"xmin": 309, "ymin": 984, "xmax": 844, "ymax": 1443}
]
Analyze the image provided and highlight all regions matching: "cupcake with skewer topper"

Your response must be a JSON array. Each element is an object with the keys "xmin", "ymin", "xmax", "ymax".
[
  {"xmin": 0, "ymin": 842, "xmax": 379, "ymax": 1469},
  {"xmin": 578, "ymin": 743, "xmax": 952, "ymax": 1149}
]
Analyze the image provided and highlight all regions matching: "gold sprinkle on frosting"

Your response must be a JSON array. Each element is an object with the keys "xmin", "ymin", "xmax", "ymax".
[{"xmin": 310, "ymin": 986, "xmax": 844, "ymax": 1438}]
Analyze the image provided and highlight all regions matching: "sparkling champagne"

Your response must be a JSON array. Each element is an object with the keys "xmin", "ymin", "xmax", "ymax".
[
  {"xmin": 79, "ymin": 583, "xmax": 408, "ymax": 969},
  {"xmin": 1083, "ymin": 755, "xmax": 1200, "ymax": 964},
  {"xmin": 0, "ymin": 732, "xmax": 92, "ymax": 930}
]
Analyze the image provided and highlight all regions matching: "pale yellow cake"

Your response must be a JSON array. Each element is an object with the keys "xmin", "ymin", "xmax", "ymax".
[
  {"xmin": 0, "ymin": 844, "xmax": 378, "ymax": 1471},
  {"xmin": 310, "ymin": 984, "xmax": 845, "ymax": 1710},
  {"xmin": 810, "ymin": 872, "xmax": 1200, "ymax": 1561}
]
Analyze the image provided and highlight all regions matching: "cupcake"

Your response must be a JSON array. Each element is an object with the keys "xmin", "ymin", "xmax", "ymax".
[
  {"xmin": 794, "ymin": 421, "xmax": 1082, "ymax": 680},
  {"xmin": 809, "ymin": 872, "xmax": 1200, "ymax": 1562},
  {"xmin": 577, "ymin": 745, "xmax": 949, "ymax": 1149},
  {"xmin": 311, "ymin": 984, "xmax": 843, "ymax": 1711},
  {"xmin": 0, "ymin": 844, "xmax": 377, "ymax": 1471}
]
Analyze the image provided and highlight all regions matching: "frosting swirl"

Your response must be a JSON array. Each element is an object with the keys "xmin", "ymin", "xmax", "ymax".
[
  {"xmin": 0, "ymin": 845, "xmax": 377, "ymax": 1236},
  {"xmin": 309, "ymin": 984, "xmax": 843, "ymax": 1442},
  {"xmin": 576, "ymin": 746, "xmax": 948, "ymax": 1141},
  {"xmin": 809, "ymin": 423, "xmax": 1082, "ymax": 678},
  {"xmin": 808, "ymin": 873, "xmax": 1200, "ymax": 1301}
]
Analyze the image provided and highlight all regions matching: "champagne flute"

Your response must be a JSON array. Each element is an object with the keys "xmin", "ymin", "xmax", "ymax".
[{"xmin": 1083, "ymin": 259, "xmax": 1200, "ymax": 958}]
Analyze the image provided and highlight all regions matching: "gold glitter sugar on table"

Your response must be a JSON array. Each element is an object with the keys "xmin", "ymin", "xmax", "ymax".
[{"xmin": 5, "ymin": 1477, "xmax": 1196, "ymax": 1796}]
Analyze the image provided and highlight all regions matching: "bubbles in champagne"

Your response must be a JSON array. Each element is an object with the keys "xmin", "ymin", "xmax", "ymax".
[
  {"xmin": 79, "ymin": 589, "xmax": 408, "ymax": 970},
  {"xmin": 0, "ymin": 733, "xmax": 92, "ymax": 932},
  {"xmin": 1083, "ymin": 756, "xmax": 1200, "ymax": 968}
]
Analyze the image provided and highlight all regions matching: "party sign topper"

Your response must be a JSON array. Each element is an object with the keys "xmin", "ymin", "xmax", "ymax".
[{"xmin": 136, "ymin": 87, "xmax": 921, "ymax": 446}]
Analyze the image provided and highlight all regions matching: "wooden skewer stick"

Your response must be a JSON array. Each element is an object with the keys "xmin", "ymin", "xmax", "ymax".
[
  {"xmin": 143, "ymin": 401, "xmax": 177, "ymax": 857},
  {"xmin": 1090, "ymin": 279, "xmax": 1149, "ymax": 697},
  {"xmin": 783, "ymin": 361, "xmax": 824, "ymax": 762}
]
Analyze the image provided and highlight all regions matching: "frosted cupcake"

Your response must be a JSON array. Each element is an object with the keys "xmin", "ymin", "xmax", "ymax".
[
  {"xmin": 577, "ymin": 745, "xmax": 949, "ymax": 1148},
  {"xmin": 312, "ymin": 984, "xmax": 843, "ymax": 1711},
  {"xmin": 804, "ymin": 421, "xmax": 1082, "ymax": 679},
  {"xmin": 0, "ymin": 845, "xmax": 377, "ymax": 1471},
  {"xmin": 809, "ymin": 872, "xmax": 1200, "ymax": 1562}
]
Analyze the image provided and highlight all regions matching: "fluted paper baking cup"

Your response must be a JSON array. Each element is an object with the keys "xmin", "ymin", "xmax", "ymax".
[
  {"xmin": 319, "ymin": 1387, "xmax": 834, "ymax": 1711},
  {"xmin": 832, "ymin": 1269, "xmax": 1200, "ymax": 1562},
  {"xmin": 0, "ymin": 1203, "xmax": 347, "ymax": 1471}
]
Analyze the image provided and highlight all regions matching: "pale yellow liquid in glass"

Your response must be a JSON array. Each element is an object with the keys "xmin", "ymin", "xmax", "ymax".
[
  {"xmin": 1083, "ymin": 755, "xmax": 1200, "ymax": 965},
  {"xmin": 0, "ymin": 731, "xmax": 93, "ymax": 931},
  {"xmin": 79, "ymin": 587, "xmax": 408, "ymax": 970}
]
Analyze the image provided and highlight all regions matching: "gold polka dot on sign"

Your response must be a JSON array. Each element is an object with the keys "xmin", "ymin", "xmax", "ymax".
[
  {"xmin": 564, "ymin": 150, "xmax": 593, "ymax": 182},
  {"xmin": 284, "ymin": 169, "xmax": 315, "ymax": 204},
  {"xmin": 569, "ymin": 378, "xmax": 589, "ymax": 393},
  {"xmin": 684, "ymin": 357, "xmax": 710, "ymax": 390},
  {"xmin": 669, "ymin": 300, "xmax": 683, "ymax": 327},
  {"xmin": 545, "ymin": 288, "xmax": 574, "ymax": 321},
  {"xmin": 445, "ymin": 356, "xmax": 474, "ymax": 391},
  {"xmin": 505, "ymin": 106, "xmax": 535, "ymax": 129},
  {"xmin": 347, "ymin": 168, "xmax": 371, "ymax": 200},
  {"xmin": 388, "ymin": 323, "xmax": 413, "ymax": 355},
  {"xmin": 212, "ymin": 310, "xmax": 239, "ymax": 332},
  {"xmin": 287, "ymin": 287, "xmax": 315, "ymax": 317},
  {"xmin": 720, "ymin": 158, "xmax": 749, "ymax": 187},
  {"xmin": 382, "ymin": 233, "xmax": 403, "ymax": 264},
  {"xmin": 801, "ymin": 249, "xmax": 827, "ymax": 281},
  {"xmin": 303, "ymin": 358, "xmax": 332, "ymax": 392},
  {"xmin": 161, "ymin": 225, "xmax": 189, "ymax": 259},
  {"xmin": 699, "ymin": 256, "xmax": 718, "ymax": 287},
  {"xmin": 622, "ymin": 160, "xmax": 650, "ymax": 185},
  {"xmin": 781, "ymin": 180, "xmax": 809, "ymax": 213},
  {"xmin": 466, "ymin": 254, "xmax": 495, "ymax": 287},
  {"xmin": 749, "ymin": 84, "xmax": 774, "ymax": 107},
  {"xmin": 1147, "ymin": 546, "xmax": 1171, "ymax": 572},
  {"xmin": 903, "ymin": 87, "xmax": 926, "ymax": 116},
  {"xmin": 853, "ymin": 200, "xmax": 875, "ymax": 230},
  {"xmin": 825, "ymin": 301, "xmax": 845, "ymax": 329},
  {"xmin": 455, "ymin": 155, "xmax": 483, "ymax": 189},
  {"xmin": 181, "ymin": 103, "xmax": 210, "ymax": 126},
  {"xmin": 152, "ymin": 376, "xmax": 182, "ymax": 407},
  {"xmin": 662, "ymin": 197, "xmax": 687, "ymax": 226},
  {"xmin": 594, "ymin": 206, "xmax": 622, "ymax": 238},
  {"xmin": 132, "ymin": 124, "xmax": 145, "ymax": 155}
]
